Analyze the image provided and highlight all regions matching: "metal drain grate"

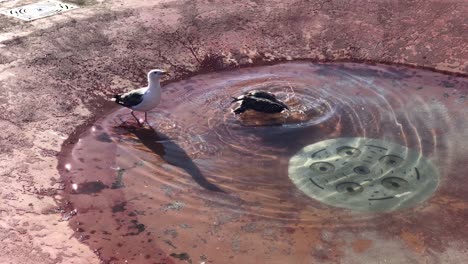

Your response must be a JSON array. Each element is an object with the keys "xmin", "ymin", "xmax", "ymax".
[
  {"xmin": 1, "ymin": 1, "xmax": 78, "ymax": 21},
  {"xmin": 288, "ymin": 137, "xmax": 439, "ymax": 212}
]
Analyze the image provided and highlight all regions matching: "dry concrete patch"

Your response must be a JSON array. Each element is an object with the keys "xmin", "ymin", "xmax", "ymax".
[{"xmin": 0, "ymin": 0, "xmax": 467, "ymax": 263}]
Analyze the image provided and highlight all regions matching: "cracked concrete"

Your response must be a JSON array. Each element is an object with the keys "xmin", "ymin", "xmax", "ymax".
[{"xmin": 0, "ymin": 0, "xmax": 467, "ymax": 263}]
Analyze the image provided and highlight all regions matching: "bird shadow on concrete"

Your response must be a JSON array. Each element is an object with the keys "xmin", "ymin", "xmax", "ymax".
[{"xmin": 129, "ymin": 124, "xmax": 225, "ymax": 193}]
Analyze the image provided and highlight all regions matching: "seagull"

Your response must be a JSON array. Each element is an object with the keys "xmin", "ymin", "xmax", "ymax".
[{"xmin": 112, "ymin": 69, "xmax": 166, "ymax": 125}]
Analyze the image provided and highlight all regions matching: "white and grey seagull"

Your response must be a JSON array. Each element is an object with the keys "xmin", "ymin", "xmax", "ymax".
[{"xmin": 112, "ymin": 69, "xmax": 166, "ymax": 125}]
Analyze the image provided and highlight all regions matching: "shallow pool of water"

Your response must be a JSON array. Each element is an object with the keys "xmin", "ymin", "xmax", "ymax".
[{"xmin": 59, "ymin": 62, "xmax": 467, "ymax": 263}]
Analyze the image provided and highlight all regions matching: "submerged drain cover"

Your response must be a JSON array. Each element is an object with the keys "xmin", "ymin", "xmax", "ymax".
[
  {"xmin": 288, "ymin": 138, "xmax": 439, "ymax": 212},
  {"xmin": 1, "ymin": 1, "xmax": 78, "ymax": 21}
]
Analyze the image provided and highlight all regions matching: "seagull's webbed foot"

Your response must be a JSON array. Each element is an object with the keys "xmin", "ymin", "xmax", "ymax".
[{"xmin": 143, "ymin": 112, "xmax": 154, "ymax": 128}]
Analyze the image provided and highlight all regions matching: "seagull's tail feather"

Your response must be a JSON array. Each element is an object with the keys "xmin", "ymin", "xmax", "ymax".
[
  {"xmin": 112, "ymin": 94, "xmax": 125, "ymax": 106},
  {"xmin": 111, "ymin": 94, "xmax": 120, "ymax": 102}
]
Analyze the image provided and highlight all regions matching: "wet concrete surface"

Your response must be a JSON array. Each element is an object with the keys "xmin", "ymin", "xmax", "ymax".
[{"xmin": 0, "ymin": 0, "xmax": 467, "ymax": 263}]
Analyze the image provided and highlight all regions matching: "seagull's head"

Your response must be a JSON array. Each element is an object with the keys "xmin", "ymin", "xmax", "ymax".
[{"xmin": 148, "ymin": 69, "xmax": 167, "ymax": 81}]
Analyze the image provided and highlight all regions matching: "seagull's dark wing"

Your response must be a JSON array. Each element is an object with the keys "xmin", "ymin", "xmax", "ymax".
[
  {"xmin": 248, "ymin": 90, "xmax": 290, "ymax": 110},
  {"xmin": 114, "ymin": 88, "xmax": 146, "ymax": 108},
  {"xmin": 273, "ymin": 99, "xmax": 290, "ymax": 110},
  {"xmin": 247, "ymin": 90, "xmax": 278, "ymax": 101},
  {"xmin": 241, "ymin": 97, "xmax": 287, "ymax": 113}
]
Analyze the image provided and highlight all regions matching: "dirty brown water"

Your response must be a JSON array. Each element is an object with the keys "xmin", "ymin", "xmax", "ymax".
[{"xmin": 58, "ymin": 63, "xmax": 467, "ymax": 263}]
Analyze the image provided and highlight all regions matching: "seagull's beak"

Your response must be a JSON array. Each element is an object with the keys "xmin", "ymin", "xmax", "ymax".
[
  {"xmin": 161, "ymin": 70, "xmax": 167, "ymax": 75},
  {"xmin": 231, "ymin": 96, "xmax": 243, "ymax": 103}
]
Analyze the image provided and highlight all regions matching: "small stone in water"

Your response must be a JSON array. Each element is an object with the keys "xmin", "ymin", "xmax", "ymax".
[
  {"xmin": 162, "ymin": 201, "xmax": 185, "ymax": 211},
  {"xmin": 61, "ymin": 209, "xmax": 77, "ymax": 221},
  {"xmin": 170, "ymin": 252, "xmax": 190, "ymax": 261}
]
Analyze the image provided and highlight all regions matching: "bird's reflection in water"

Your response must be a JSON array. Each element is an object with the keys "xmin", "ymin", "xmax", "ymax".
[{"xmin": 128, "ymin": 124, "xmax": 225, "ymax": 193}]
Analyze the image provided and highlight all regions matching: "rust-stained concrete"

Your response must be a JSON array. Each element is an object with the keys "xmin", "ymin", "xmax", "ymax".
[{"xmin": 0, "ymin": 0, "xmax": 467, "ymax": 263}]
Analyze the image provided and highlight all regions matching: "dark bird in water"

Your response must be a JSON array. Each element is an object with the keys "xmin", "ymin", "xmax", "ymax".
[{"xmin": 231, "ymin": 90, "xmax": 290, "ymax": 114}]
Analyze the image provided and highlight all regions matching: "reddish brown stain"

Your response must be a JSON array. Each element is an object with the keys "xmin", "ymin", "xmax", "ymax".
[
  {"xmin": 351, "ymin": 239, "xmax": 373, "ymax": 254},
  {"xmin": 400, "ymin": 231, "xmax": 426, "ymax": 255}
]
